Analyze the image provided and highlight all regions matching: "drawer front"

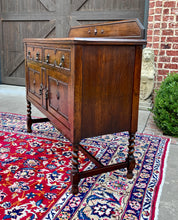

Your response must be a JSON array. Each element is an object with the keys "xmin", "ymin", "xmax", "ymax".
[
  {"xmin": 47, "ymin": 69, "xmax": 71, "ymax": 128},
  {"xmin": 27, "ymin": 65, "xmax": 42, "ymax": 105},
  {"xmin": 26, "ymin": 44, "xmax": 71, "ymax": 72},
  {"xmin": 44, "ymin": 47, "xmax": 71, "ymax": 70},
  {"xmin": 27, "ymin": 46, "xmax": 42, "ymax": 62},
  {"xmin": 44, "ymin": 48, "xmax": 56, "ymax": 66},
  {"xmin": 55, "ymin": 48, "xmax": 71, "ymax": 70}
]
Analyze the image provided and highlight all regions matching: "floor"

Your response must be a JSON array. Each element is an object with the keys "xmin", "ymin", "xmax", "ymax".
[{"xmin": 0, "ymin": 84, "xmax": 178, "ymax": 220}]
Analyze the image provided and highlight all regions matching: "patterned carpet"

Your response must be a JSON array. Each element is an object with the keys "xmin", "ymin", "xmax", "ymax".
[{"xmin": 0, "ymin": 112, "xmax": 170, "ymax": 220}]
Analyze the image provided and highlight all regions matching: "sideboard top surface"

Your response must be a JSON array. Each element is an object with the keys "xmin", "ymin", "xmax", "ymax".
[{"xmin": 23, "ymin": 37, "xmax": 146, "ymax": 45}]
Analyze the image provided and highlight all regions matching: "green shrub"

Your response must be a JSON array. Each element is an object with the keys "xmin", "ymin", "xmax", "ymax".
[{"xmin": 152, "ymin": 73, "xmax": 178, "ymax": 137}]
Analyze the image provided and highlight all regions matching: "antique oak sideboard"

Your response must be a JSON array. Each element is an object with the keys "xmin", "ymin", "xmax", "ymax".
[{"xmin": 24, "ymin": 19, "xmax": 146, "ymax": 194}]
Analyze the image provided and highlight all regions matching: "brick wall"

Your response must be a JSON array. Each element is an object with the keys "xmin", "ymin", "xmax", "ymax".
[{"xmin": 146, "ymin": 0, "xmax": 178, "ymax": 88}]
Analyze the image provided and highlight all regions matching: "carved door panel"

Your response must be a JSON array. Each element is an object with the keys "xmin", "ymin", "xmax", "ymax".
[{"xmin": 47, "ymin": 69, "xmax": 71, "ymax": 129}]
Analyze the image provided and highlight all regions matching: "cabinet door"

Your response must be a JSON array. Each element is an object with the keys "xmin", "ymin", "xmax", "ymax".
[
  {"xmin": 26, "ymin": 63, "xmax": 43, "ymax": 106},
  {"xmin": 47, "ymin": 69, "xmax": 71, "ymax": 129}
]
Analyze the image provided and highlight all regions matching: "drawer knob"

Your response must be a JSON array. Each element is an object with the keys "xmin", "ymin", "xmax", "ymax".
[
  {"xmin": 39, "ymin": 83, "xmax": 43, "ymax": 95},
  {"xmin": 59, "ymin": 55, "xmax": 65, "ymax": 67},
  {"xmin": 36, "ymin": 52, "xmax": 40, "ymax": 61},
  {"xmin": 94, "ymin": 28, "xmax": 97, "ymax": 35},
  {"xmin": 27, "ymin": 51, "xmax": 31, "ymax": 59},
  {"xmin": 46, "ymin": 54, "xmax": 50, "ymax": 63},
  {"xmin": 56, "ymin": 91, "xmax": 60, "ymax": 100}
]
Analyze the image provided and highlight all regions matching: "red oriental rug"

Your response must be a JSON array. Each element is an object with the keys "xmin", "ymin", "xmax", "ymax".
[{"xmin": 0, "ymin": 112, "xmax": 170, "ymax": 220}]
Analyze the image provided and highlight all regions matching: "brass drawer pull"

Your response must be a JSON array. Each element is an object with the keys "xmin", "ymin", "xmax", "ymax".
[
  {"xmin": 56, "ymin": 91, "xmax": 60, "ymax": 100},
  {"xmin": 59, "ymin": 55, "xmax": 65, "ymax": 67},
  {"xmin": 39, "ymin": 84, "xmax": 43, "ymax": 95},
  {"xmin": 27, "ymin": 51, "xmax": 31, "ymax": 59},
  {"xmin": 46, "ymin": 54, "xmax": 50, "ymax": 63},
  {"xmin": 36, "ymin": 52, "xmax": 40, "ymax": 61}
]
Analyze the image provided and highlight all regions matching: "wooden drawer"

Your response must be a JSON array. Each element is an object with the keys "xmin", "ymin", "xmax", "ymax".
[
  {"xmin": 55, "ymin": 48, "xmax": 71, "ymax": 70},
  {"xmin": 44, "ymin": 47, "xmax": 71, "ymax": 70},
  {"xmin": 27, "ymin": 64, "xmax": 42, "ymax": 106},
  {"xmin": 44, "ymin": 47, "xmax": 56, "ymax": 66},
  {"xmin": 27, "ymin": 46, "xmax": 42, "ymax": 62}
]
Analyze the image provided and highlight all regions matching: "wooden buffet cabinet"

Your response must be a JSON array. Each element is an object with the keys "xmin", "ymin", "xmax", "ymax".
[{"xmin": 24, "ymin": 19, "xmax": 146, "ymax": 194}]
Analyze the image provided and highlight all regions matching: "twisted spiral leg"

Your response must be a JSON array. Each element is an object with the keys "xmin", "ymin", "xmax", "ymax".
[
  {"xmin": 71, "ymin": 144, "xmax": 80, "ymax": 194},
  {"xmin": 27, "ymin": 100, "xmax": 32, "ymax": 133},
  {"xmin": 126, "ymin": 132, "xmax": 136, "ymax": 179}
]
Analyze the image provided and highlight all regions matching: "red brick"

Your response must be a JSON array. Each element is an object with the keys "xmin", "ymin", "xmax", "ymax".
[
  {"xmin": 171, "ymin": 8, "xmax": 178, "ymax": 15},
  {"xmin": 154, "ymin": 30, "xmax": 160, "ymax": 35},
  {"xmin": 166, "ymin": 50, "xmax": 178, "ymax": 56},
  {"xmin": 161, "ymin": 37, "xmax": 166, "ymax": 42},
  {"xmin": 147, "ymin": 36, "xmax": 153, "ymax": 42},
  {"xmin": 153, "ymin": 43, "xmax": 159, "ymax": 49},
  {"xmin": 155, "ymin": 8, "xmax": 162, "ymax": 14},
  {"xmin": 175, "ymin": 30, "xmax": 178, "ymax": 36},
  {"xmin": 147, "ymin": 29, "xmax": 153, "ymax": 36},
  {"xmin": 172, "ymin": 57, "xmax": 178, "ymax": 62},
  {"xmin": 159, "ymin": 56, "xmax": 171, "ymax": 62},
  {"xmin": 153, "ymin": 36, "xmax": 160, "ymax": 42},
  {"xmin": 147, "ymin": 43, "xmax": 153, "ymax": 48},
  {"xmin": 156, "ymin": 1, "xmax": 162, "ymax": 7},
  {"xmin": 167, "ymin": 37, "xmax": 178, "ymax": 42},
  {"xmin": 161, "ymin": 44, "xmax": 171, "ymax": 49},
  {"xmin": 154, "ymin": 23, "xmax": 161, "ymax": 28},
  {"xmin": 164, "ymin": 63, "xmax": 178, "ymax": 69},
  {"xmin": 148, "ymin": 16, "xmax": 154, "ymax": 22},
  {"xmin": 159, "ymin": 50, "xmax": 165, "ymax": 56},
  {"xmin": 158, "ymin": 69, "xmax": 169, "ymax": 75},
  {"xmin": 148, "ymin": 23, "xmax": 153, "ymax": 29},
  {"xmin": 163, "ymin": 9, "xmax": 169, "ymax": 14},
  {"xmin": 155, "ymin": 15, "xmax": 161, "ymax": 21},
  {"xmin": 161, "ymin": 23, "xmax": 167, "ymax": 28},
  {"xmin": 169, "ymin": 22, "xmax": 178, "ymax": 28},
  {"xmin": 157, "ymin": 75, "xmax": 164, "ymax": 82},
  {"xmin": 173, "ymin": 44, "xmax": 178, "ymax": 49},
  {"xmin": 154, "ymin": 50, "xmax": 159, "ymax": 55},
  {"xmin": 164, "ymin": 1, "xmax": 176, "ymax": 7},
  {"xmin": 158, "ymin": 63, "xmax": 163, "ymax": 68},
  {"xmin": 163, "ymin": 15, "xmax": 174, "ymax": 21},
  {"xmin": 149, "ymin": 8, "xmax": 155, "ymax": 15},
  {"xmin": 149, "ymin": 2, "xmax": 155, "ymax": 8},
  {"xmin": 162, "ymin": 30, "xmax": 174, "ymax": 35}
]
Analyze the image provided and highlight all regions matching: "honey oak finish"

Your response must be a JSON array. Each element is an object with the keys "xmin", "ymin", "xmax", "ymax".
[{"xmin": 24, "ymin": 19, "xmax": 146, "ymax": 194}]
